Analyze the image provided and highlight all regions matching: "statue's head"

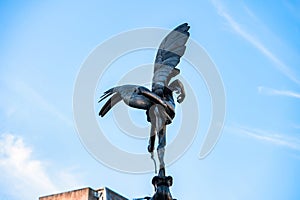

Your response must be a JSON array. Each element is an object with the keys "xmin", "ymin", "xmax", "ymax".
[{"xmin": 168, "ymin": 79, "xmax": 185, "ymax": 104}]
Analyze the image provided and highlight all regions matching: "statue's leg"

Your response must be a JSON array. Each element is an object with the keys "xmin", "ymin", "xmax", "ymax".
[
  {"xmin": 148, "ymin": 105, "xmax": 165, "ymax": 153},
  {"xmin": 148, "ymin": 123, "xmax": 156, "ymax": 153},
  {"xmin": 148, "ymin": 104, "xmax": 167, "ymax": 176},
  {"xmin": 157, "ymin": 125, "xmax": 166, "ymax": 177}
]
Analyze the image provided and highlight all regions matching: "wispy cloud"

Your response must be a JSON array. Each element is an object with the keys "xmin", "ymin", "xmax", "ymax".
[
  {"xmin": 283, "ymin": 0, "xmax": 300, "ymax": 20},
  {"xmin": 211, "ymin": 0, "xmax": 300, "ymax": 85},
  {"xmin": 228, "ymin": 125, "xmax": 300, "ymax": 151},
  {"xmin": 11, "ymin": 81, "xmax": 73, "ymax": 127},
  {"xmin": 292, "ymin": 124, "xmax": 300, "ymax": 130},
  {"xmin": 0, "ymin": 133, "xmax": 82, "ymax": 200},
  {"xmin": 258, "ymin": 86, "xmax": 300, "ymax": 99}
]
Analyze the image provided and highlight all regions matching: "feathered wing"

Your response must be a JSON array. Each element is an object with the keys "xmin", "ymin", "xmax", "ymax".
[
  {"xmin": 98, "ymin": 87, "xmax": 122, "ymax": 117},
  {"xmin": 99, "ymin": 93, "xmax": 122, "ymax": 117},
  {"xmin": 99, "ymin": 85, "xmax": 160, "ymax": 117},
  {"xmin": 152, "ymin": 23, "xmax": 190, "ymax": 94}
]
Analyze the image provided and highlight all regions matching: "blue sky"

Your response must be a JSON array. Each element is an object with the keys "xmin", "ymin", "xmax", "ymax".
[{"xmin": 1, "ymin": 0, "xmax": 300, "ymax": 199}]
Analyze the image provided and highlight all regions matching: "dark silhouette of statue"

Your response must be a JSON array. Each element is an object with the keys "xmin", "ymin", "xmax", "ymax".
[
  {"xmin": 150, "ymin": 175, "xmax": 173, "ymax": 200},
  {"xmin": 98, "ymin": 23, "xmax": 190, "ymax": 181}
]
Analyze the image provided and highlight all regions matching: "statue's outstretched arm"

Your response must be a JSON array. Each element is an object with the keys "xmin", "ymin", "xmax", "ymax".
[
  {"xmin": 139, "ymin": 89, "xmax": 167, "ymax": 108},
  {"xmin": 140, "ymin": 89, "xmax": 176, "ymax": 115},
  {"xmin": 168, "ymin": 79, "xmax": 185, "ymax": 103}
]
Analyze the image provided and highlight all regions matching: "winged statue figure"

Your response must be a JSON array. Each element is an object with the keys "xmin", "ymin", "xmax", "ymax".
[{"xmin": 98, "ymin": 23, "xmax": 190, "ymax": 177}]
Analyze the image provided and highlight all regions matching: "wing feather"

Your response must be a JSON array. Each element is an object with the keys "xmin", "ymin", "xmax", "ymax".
[
  {"xmin": 152, "ymin": 23, "xmax": 190, "ymax": 93},
  {"xmin": 99, "ymin": 93, "xmax": 122, "ymax": 117}
]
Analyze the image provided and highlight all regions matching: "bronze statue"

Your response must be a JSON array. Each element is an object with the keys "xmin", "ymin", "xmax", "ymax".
[{"xmin": 98, "ymin": 23, "xmax": 190, "ymax": 180}]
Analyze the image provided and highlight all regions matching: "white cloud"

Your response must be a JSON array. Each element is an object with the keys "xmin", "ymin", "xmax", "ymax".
[
  {"xmin": 228, "ymin": 126, "xmax": 300, "ymax": 151},
  {"xmin": 211, "ymin": 0, "xmax": 300, "ymax": 85},
  {"xmin": 0, "ymin": 133, "xmax": 57, "ymax": 199},
  {"xmin": 258, "ymin": 86, "xmax": 300, "ymax": 99},
  {"xmin": 0, "ymin": 133, "xmax": 82, "ymax": 200}
]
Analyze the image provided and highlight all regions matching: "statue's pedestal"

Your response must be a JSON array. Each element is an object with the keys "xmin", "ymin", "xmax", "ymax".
[{"xmin": 150, "ymin": 175, "xmax": 174, "ymax": 200}]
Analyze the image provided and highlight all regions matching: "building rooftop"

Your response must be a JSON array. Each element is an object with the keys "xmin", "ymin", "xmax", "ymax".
[{"xmin": 39, "ymin": 187, "xmax": 129, "ymax": 200}]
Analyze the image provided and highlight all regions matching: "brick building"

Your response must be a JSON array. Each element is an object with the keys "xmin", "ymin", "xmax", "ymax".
[{"xmin": 39, "ymin": 187, "xmax": 128, "ymax": 200}]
